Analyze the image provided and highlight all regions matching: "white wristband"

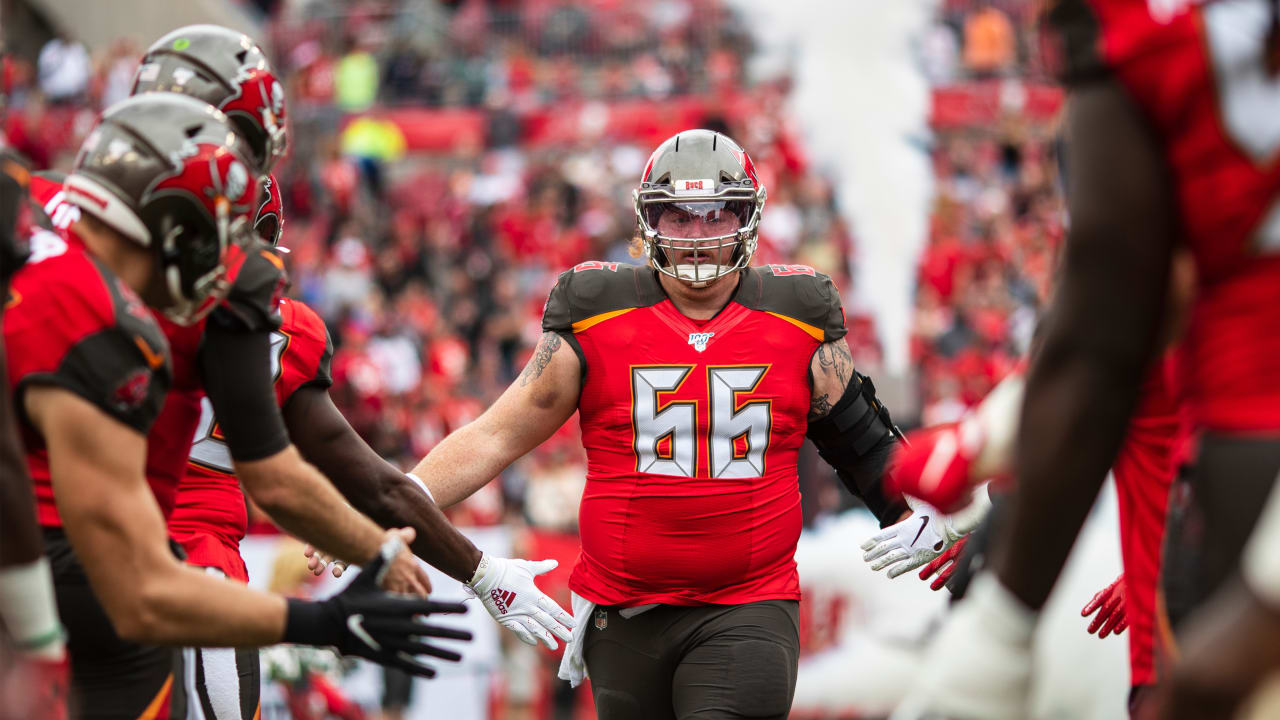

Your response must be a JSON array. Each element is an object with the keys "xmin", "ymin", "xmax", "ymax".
[
  {"xmin": 405, "ymin": 472, "xmax": 435, "ymax": 504},
  {"xmin": 467, "ymin": 553, "xmax": 491, "ymax": 589},
  {"xmin": 0, "ymin": 557, "xmax": 65, "ymax": 660},
  {"xmin": 1244, "ymin": 484, "xmax": 1280, "ymax": 607}
]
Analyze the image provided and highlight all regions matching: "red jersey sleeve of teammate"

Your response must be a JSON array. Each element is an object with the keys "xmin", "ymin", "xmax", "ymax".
[
  {"xmin": 275, "ymin": 297, "xmax": 333, "ymax": 406},
  {"xmin": 5, "ymin": 229, "xmax": 171, "ymax": 434}
]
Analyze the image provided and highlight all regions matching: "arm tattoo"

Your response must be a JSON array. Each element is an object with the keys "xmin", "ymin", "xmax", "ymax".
[
  {"xmin": 809, "ymin": 340, "xmax": 854, "ymax": 419},
  {"xmin": 519, "ymin": 332, "xmax": 562, "ymax": 387},
  {"xmin": 810, "ymin": 392, "xmax": 833, "ymax": 418}
]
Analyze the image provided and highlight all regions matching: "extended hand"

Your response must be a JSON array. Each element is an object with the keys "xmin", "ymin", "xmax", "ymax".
[
  {"xmin": 1081, "ymin": 574, "xmax": 1127, "ymax": 638},
  {"xmin": 862, "ymin": 500, "xmax": 968, "ymax": 579},
  {"xmin": 919, "ymin": 535, "xmax": 970, "ymax": 591},
  {"xmin": 466, "ymin": 554, "xmax": 574, "ymax": 650},
  {"xmin": 284, "ymin": 536, "xmax": 472, "ymax": 678}
]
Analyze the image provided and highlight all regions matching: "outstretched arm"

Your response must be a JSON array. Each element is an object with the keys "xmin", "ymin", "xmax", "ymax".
[
  {"xmin": 408, "ymin": 331, "xmax": 581, "ymax": 507},
  {"xmin": 284, "ymin": 386, "xmax": 482, "ymax": 583},
  {"xmin": 200, "ymin": 326, "xmax": 429, "ymax": 596}
]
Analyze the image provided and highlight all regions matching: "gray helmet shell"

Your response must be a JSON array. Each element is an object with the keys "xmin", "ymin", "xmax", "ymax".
[{"xmin": 634, "ymin": 129, "xmax": 766, "ymax": 286}]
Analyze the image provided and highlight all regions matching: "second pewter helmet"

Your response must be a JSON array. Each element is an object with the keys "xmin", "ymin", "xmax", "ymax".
[
  {"xmin": 133, "ymin": 24, "xmax": 287, "ymax": 175},
  {"xmin": 634, "ymin": 129, "xmax": 766, "ymax": 287}
]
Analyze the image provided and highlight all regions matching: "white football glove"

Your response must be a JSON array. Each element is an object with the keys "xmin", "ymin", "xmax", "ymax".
[
  {"xmin": 862, "ymin": 500, "xmax": 966, "ymax": 578},
  {"xmin": 891, "ymin": 573, "xmax": 1036, "ymax": 720},
  {"xmin": 465, "ymin": 554, "xmax": 574, "ymax": 650}
]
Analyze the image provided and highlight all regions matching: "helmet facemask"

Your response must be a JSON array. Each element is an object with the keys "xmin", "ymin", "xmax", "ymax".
[
  {"xmin": 636, "ymin": 188, "xmax": 764, "ymax": 288},
  {"xmin": 633, "ymin": 129, "xmax": 766, "ymax": 288}
]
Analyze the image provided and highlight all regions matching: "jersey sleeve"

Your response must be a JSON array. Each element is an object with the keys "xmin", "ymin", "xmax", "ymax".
[
  {"xmin": 305, "ymin": 329, "xmax": 335, "ymax": 391},
  {"xmin": 207, "ymin": 244, "xmax": 286, "ymax": 334},
  {"xmin": 280, "ymin": 300, "xmax": 335, "ymax": 401},
  {"xmin": 737, "ymin": 265, "xmax": 848, "ymax": 344},
  {"xmin": 541, "ymin": 269, "xmax": 576, "ymax": 335},
  {"xmin": 541, "ymin": 261, "xmax": 665, "ymax": 335},
  {"xmin": 7, "ymin": 257, "xmax": 171, "ymax": 434}
]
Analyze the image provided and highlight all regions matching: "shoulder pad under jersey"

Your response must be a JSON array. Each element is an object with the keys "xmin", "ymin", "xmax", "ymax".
[
  {"xmin": 7, "ymin": 240, "xmax": 171, "ymax": 432},
  {"xmin": 542, "ymin": 261, "xmax": 665, "ymax": 334},
  {"xmin": 208, "ymin": 244, "xmax": 286, "ymax": 334},
  {"xmin": 733, "ymin": 264, "xmax": 848, "ymax": 343}
]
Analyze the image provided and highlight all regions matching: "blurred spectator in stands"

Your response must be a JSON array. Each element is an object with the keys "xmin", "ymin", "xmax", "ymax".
[
  {"xmin": 36, "ymin": 32, "xmax": 89, "ymax": 104},
  {"xmin": 95, "ymin": 39, "xmax": 137, "ymax": 109},
  {"xmin": 335, "ymin": 35, "xmax": 379, "ymax": 112},
  {"xmin": 962, "ymin": 4, "xmax": 1015, "ymax": 77}
]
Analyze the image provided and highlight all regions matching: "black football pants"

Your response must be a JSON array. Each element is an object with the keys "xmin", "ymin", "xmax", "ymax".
[
  {"xmin": 44, "ymin": 529, "xmax": 175, "ymax": 719},
  {"xmin": 583, "ymin": 599, "xmax": 800, "ymax": 720}
]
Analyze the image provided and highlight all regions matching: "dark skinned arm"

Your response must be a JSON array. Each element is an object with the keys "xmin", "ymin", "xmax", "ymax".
[
  {"xmin": 991, "ymin": 78, "xmax": 1176, "ymax": 610},
  {"xmin": 283, "ymin": 385, "xmax": 483, "ymax": 583}
]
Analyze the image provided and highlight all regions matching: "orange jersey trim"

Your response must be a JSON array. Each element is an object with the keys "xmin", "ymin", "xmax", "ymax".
[
  {"xmin": 765, "ymin": 311, "xmax": 824, "ymax": 342},
  {"xmin": 136, "ymin": 673, "xmax": 173, "ymax": 720},
  {"xmin": 572, "ymin": 308, "xmax": 635, "ymax": 334}
]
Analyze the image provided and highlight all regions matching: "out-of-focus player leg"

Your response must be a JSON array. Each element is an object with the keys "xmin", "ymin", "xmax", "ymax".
[
  {"xmin": 1151, "ymin": 474, "xmax": 1280, "ymax": 720},
  {"xmin": 0, "ymin": 153, "xmax": 67, "ymax": 719},
  {"xmin": 895, "ymin": 71, "xmax": 1176, "ymax": 719},
  {"xmin": 1163, "ymin": 436, "xmax": 1280, "ymax": 628}
]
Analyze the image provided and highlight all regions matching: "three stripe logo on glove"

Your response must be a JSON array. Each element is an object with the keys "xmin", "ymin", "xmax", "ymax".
[{"xmin": 490, "ymin": 589, "xmax": 517, "ymax": 615}]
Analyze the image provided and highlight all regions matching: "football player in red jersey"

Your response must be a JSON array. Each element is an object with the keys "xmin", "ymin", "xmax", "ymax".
[
  {"xmin": 401, "ymin": 129, "xmax": 957, "ymax": 719},
  {"xmin": 0, "ymin": 152, "xmax": 68, "ymax": 719},
  {"xmin": 118, "ymin": 25, "xmax": 435, "ymax": 601},
  {"xmin": 893, "ymin": 1, "xmax": 1280, "ymax": 718},
  {"xmin": 10, "ymin": 94, "xmax": 469, "ymax": 719},
  {"xmin": 168, "ymin": 178, "xmax": 571, "ymax": 718}
]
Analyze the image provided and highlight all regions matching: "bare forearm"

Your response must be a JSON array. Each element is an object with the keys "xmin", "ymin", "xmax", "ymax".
[
  {"xmin": 238, "ymin": 446, "xmax": 385, "ymax": 564},
  {"xmin": 125, "ymin": 560, "xmax": 288, "ymax": 646},
  {"xmin": 285, "ymin": 388, "xmax": 485, "ymax": 582},
  {"xmin": 411, "ymin": 330, "xmax": 580, "ymax": 507},
  {"xmin": 408, "ymin": 423, "xmax": 513, "ymax": 508},
  {"xmin": 381, "ymin": 480, "xmax": 482, "ymax": 582}
]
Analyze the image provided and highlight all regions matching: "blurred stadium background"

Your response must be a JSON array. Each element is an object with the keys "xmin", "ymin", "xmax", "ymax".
[{"xmin": 2, "ymin": 0, "xmax": 1130, "ymax": 718}]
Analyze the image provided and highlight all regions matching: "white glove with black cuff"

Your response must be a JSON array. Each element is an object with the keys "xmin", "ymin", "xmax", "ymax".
[{"xmin": 465, "ymin": 554, "xmax": 575, "ymax": 650}]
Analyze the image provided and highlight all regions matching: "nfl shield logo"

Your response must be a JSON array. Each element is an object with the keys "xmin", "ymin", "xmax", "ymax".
[
  {"xmin": 688, "ymin": 332, "xmax": 714, "ymax": 352},
  {"xmin": 594, "ymin": 609, "xmax": 608, "ymax": 630}
]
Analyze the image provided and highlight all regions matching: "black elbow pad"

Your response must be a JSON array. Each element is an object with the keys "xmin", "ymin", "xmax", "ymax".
[{"xmin": 807, "ymin": 372, "xmax": 908, "ymax": 525}]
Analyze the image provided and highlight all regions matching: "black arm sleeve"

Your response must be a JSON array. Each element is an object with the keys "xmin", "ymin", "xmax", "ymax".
[
  {"xmin": 806, "ymin": 371, "xmax": 909, "ymax": 526},
  {"xmin": 197, "ymin": 326, "xmax": 290, "ymax": 462}
]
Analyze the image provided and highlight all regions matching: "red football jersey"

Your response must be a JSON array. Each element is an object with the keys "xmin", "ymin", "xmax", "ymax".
[
  {"xmin": 1047, "ymin": 0, "xmax": 1280, "ymax": 431},
  {"xmin": 1112, "ymin": 351, "xmax": 1189, "ymax": 686},
  {"xmin": 5, "ymin": 227, "xmax": 171, "ymax": 527},
  {"xmin": 168, "ymin": 298, "xmax": 333, "ymax": 581},
  {"xmin": 30, "ymin": 174, "xmax": 287, "ymax": 521},
  {"xmin": 542, "ymin": 262, "xmax": 847, "ymax": 607}
]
